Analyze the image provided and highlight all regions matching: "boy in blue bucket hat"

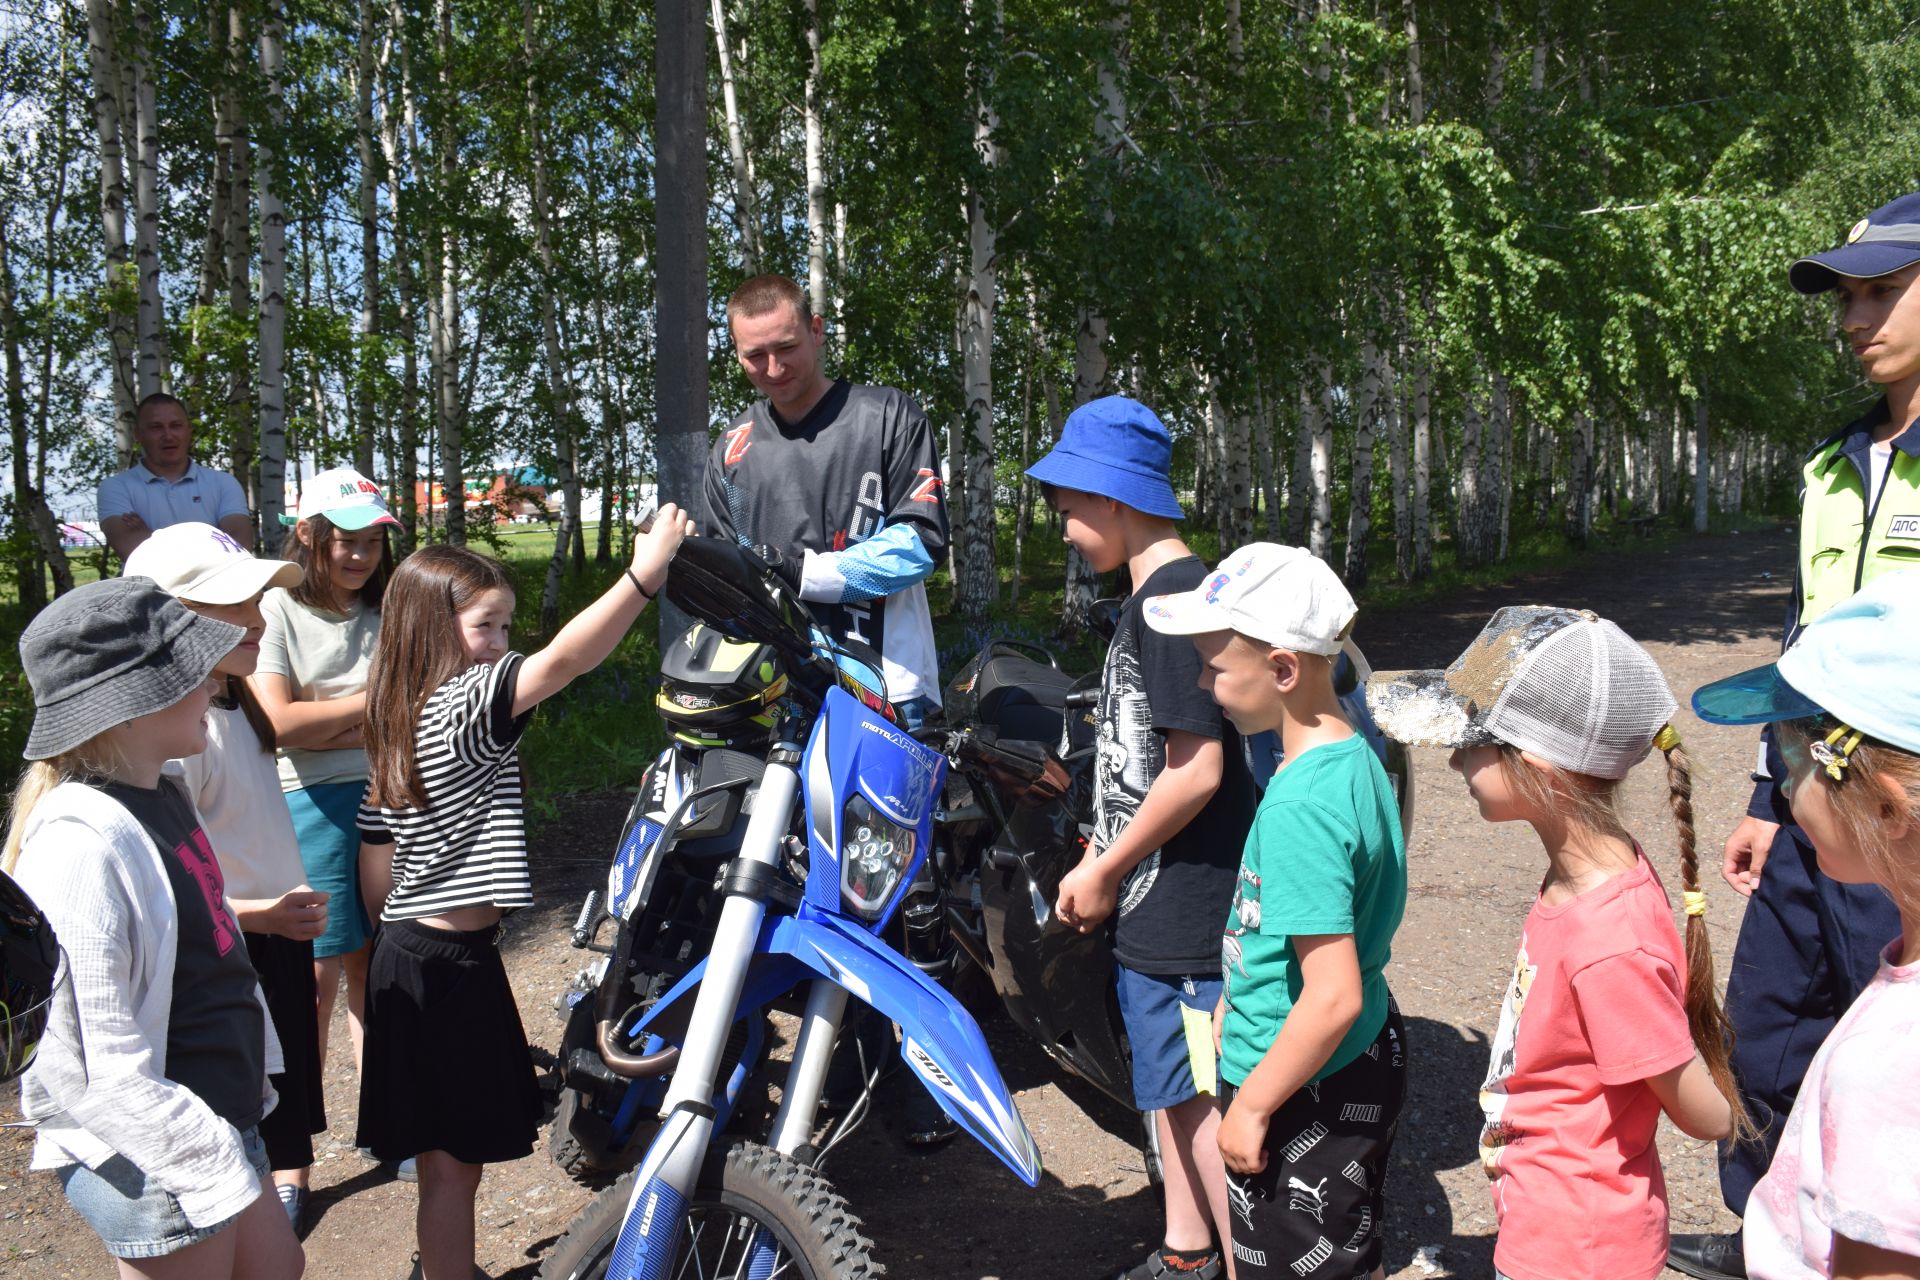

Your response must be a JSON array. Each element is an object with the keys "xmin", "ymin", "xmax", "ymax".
[
  {"xmin": 1028, "ymin": 396, "xmax": 1256, "ymax": 1280},
  {"xmin": 1670, "ymin": 192, "xmax": 1920, "ymax": 1280}
]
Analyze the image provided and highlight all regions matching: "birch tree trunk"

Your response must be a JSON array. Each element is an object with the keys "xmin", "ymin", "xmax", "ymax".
[
  {"xmin": 433, "ymin": 0, "xmax": 464, "ymax": 545},
  {"xmin": 955, "ymin": 0, "xmax": 1000, "ymax": 623},
  {"xmin": 129, "ymin": 0, "xmax": 166, "ymax": 398},
  {"xmin": 1061, "ymin": 0, "xmax": 1127, "ymax": 633},
  {"xmin": 585, "ymin": 136, "xmax": 619, "ymax": 566},
  {"xmin": 1411, "ymin": 358, "xmax": 1431, "ymax": 576},
  {"xmin": 1457, "ymin": 382, "xmax": 1488, "ymax": 565},
  {"xmin": 355, "ymin": 0, "xmax": 380, "ymax": 485},
  {"xmin": 1309, "ymin": 360, "xmax": 1334, "ymax": 564},
  {"xmin": 1256, "ymin": 383, "xmax": 1278, "ymax": 540},
  {"xmin": 85, "ymin": 0, "xmax": 136, "ymax": 461},
  {"xmin": 382, "ymin": 0, "xmax": 419, "ymax": 552},
  {"xmin": 1389, "ymin": 319, "xmax": 1411, "ymax": 579},
  {"xmin": 526, "ymin": 0, "xmax": 583, "ymax": 635},
  {"xmin": 1344, "ymin": 337, "xmax": 1384, "ymax": 585},
  {"xmin": 1287, "ymin": 385, "xmax": 1311, "ymax": 545},
  {"xmin": 1492, "ymin": 371, "xmax": 1512, "ymax": 561},
  {"xmin": 255, "ymin": 0, "xmax": 288, "ymax": 550},
  {"xmin": 1565, "ymin": 408, "xmax": 1593, "ymax": 545},
  {"xmin": 1226, "ymin": 398, "xmax": 1254, "ymax": 548},
  {"xmin": 223, "ymin": 5, "xmax": 255, "ymax": 508},
  {"xmin": 802, "ymin": 0, "xmax": 828, "ymax": 318},
  {"xmin": 1693, "ymin": 377, "xmax": 1710, "ymax": 533},
  {"xmin": 711, "ymin": 0, "xmax": 761, "ymax": 272},
  {"xmin": 1, "ymin": 213, "xmax": 73, "ymax": 604}
]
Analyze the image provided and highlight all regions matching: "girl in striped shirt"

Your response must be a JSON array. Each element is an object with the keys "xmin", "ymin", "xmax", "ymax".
[{"xmin": 354, "ymin": 506, "xmax": 690, "ymax": 1280}]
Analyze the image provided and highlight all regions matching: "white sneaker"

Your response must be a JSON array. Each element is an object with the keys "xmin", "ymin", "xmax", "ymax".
[{"xmin": 396, "ymin": 1156, "xmax": 418, "ymax": 1182}]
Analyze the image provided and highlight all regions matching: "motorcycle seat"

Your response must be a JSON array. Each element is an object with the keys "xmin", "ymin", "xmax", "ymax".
[{"xmin": 964, "ymin": 654, "xmax": 1073, "ymax": 745}]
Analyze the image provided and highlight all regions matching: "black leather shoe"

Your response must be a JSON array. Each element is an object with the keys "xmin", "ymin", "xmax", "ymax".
[{"xmin": 1668, "ymin": 1231, "xmax": 1747, "ymax": 1280}]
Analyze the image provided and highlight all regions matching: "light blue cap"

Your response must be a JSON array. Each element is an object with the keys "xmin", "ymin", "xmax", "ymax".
[{"xmin": 1692, "ymin": 567, "xmax": 1920, "ymax": 753}]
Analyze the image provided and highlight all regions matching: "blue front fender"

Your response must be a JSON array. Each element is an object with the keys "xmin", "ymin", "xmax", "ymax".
[{"xmin": 770, "ymin": 907, "xmax": 1042, "ymax": 1187}]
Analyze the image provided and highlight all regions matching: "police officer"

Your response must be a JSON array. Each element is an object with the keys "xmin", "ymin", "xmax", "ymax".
[{"xmin": 1669, "ymin": 193, "xmax": 1920, "ymax": 1279}]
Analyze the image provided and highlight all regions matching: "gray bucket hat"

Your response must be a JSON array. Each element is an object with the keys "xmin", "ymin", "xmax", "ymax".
[{"xmin": 18, "ymin": 577, "xmax": 244, "ymax": 761}]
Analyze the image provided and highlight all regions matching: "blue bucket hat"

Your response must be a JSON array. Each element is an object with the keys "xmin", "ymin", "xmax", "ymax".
[
  {"xmin": 1026, "ymin": 396, "xmax": 1184, "ymax": 520},
  {"xmin": 1789, "ymin": 191, "xmax": 1920, "ymax": 294},
  {"xmin": 1692, "ymin": 567, "xmax": 1920, "ymax": 759}
]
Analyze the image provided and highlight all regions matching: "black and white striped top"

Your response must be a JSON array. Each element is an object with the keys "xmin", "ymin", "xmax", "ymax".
[{"xmin": 358, "ymin": 652, "xmax": 536, "ymax": 921}]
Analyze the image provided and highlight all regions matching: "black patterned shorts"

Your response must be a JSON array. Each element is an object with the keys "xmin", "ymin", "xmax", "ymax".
[{"xmin": 1220, "ymin": 1000, "xmax": 1406, "ymax": 1278}]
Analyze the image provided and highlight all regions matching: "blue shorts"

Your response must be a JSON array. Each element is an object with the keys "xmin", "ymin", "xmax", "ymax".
[
  {"xmin": 1114, "ymin": 967, "xmax": 1222, "ymax": 1111},
  {"xmin": 287, "ymin": 779, "xmax": 373, "ymax": 958},
  {"xmin": 57, "ymin": 1125, "xmax": 269, "ymax": 1259}
]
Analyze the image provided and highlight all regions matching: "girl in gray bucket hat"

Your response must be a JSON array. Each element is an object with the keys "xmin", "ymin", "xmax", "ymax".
[{"xmin": 3, "ymin": 578, "xmax": 304, "ymax": 1276}]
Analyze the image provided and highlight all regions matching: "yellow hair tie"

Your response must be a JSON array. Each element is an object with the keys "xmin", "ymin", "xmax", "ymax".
[
  {"xmin": 1811, "ymin": 724, "xmax": 1863, "ymax": 782},
  {"xmin": 1682, "ymin": 889, "xmax": 1708, "ymax": 918},
  {"xmin": 1653, "ymin": 725, "xmax": 1682, "ymax": 753}
]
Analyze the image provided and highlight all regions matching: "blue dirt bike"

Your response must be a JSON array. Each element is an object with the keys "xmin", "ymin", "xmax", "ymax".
[{"xmin": 538, "ymin": 537, "xmax": 1040, "ymax": 1279}]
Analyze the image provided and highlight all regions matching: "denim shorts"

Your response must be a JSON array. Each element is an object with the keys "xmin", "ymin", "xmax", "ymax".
[
  {"xmin": 1114, "ymin": 967, "xmax": 1223, "ymax": 1111},
  {"xmin": 57, "ymin": 1125, "xmax": 268, "ymax": 1259}
]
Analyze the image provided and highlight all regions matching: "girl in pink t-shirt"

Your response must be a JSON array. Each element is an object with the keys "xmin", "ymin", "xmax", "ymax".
[
  {"xmin": 1693, "ymin": 571, "xmax": 1920, "ymax": 1280},
  {"xmin": 1367, "ymin": 606, "xmax": 1746, "ymax": 1280}
]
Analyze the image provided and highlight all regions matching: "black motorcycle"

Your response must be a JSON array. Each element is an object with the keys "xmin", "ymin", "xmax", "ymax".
[{"xmin": 932, "ymin": 626, "xmax": 1414, "ymax": 1156}]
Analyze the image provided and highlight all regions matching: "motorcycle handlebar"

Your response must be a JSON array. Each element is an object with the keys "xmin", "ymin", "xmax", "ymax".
[{"xmin": 1062, "ymin": 689, "xmax": 1099, "ymax": 709}]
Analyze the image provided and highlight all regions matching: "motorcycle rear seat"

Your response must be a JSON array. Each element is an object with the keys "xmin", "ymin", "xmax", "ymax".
[{"xmin": 966, "ymin": 654, "xmax": 1072, "ymax": 744}]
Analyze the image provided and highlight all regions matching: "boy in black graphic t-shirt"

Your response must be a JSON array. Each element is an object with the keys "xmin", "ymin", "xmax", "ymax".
[{"xmin": 1029, "ymin": 396, "xmax": 1256, "ymax": 1280}]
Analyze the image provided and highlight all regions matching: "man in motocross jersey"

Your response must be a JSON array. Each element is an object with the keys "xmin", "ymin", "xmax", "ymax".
[
  {"xmin": 702, "ymin": 272, "xmax": 957, "ymax": 1146},
  {"xmin": 702, "ymin": 273, "xmax": 949, "ymax": 729}
]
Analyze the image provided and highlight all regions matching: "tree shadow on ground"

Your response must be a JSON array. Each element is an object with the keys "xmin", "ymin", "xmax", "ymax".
[{"xmin": 1359, "ymin": 529, "xmax": 1793, "ymax": 672}]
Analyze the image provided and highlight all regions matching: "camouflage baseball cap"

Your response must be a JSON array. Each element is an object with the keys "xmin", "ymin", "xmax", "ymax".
[{"xmin": 1364, "ymin": 605, "xmax": 1677, "ymax": 780}]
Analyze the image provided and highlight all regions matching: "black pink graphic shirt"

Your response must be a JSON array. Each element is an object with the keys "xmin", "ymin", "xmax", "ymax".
[{"xmin": 97, "ymin": 778, "xmax": 267, "ymax": 1129}]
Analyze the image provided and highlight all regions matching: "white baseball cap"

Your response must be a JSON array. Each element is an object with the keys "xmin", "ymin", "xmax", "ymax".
[
  {"xmin": 1143, "ymin": 543, "xmax": 1362, "ymax": 664},
  {"xmin": 124, "ymin": 522, "xmax": 304, "ymax": 605},
  {"xmin": 282, "ymin": 466, "xmax": 401, "ymax": 530}
]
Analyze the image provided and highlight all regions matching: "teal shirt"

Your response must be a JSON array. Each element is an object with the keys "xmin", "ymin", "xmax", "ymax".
[{"xmin": 1220, "ymin": 733, "xmax": 1407, "ymax": 1087}]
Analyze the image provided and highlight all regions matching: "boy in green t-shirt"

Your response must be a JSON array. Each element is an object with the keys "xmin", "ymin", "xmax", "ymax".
[{"xmin": 1144, "ymin": 543, "xmax": 1408, "ymax": 1280}]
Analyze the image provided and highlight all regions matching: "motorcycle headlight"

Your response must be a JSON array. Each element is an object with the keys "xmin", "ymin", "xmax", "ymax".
[{"xmin": 840, "ymin": 793, "xmax": 915, "ymax": 921}]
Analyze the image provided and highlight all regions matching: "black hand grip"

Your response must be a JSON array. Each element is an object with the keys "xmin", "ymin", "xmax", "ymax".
[{"xmin": 1063, "ymin": 689, "xmax": 1100, "ymax": 709}]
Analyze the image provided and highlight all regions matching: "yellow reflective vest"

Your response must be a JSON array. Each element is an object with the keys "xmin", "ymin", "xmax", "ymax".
[{"xmin": 1797, "ymin": 407, "xmax": 1920, "ymax": 629}]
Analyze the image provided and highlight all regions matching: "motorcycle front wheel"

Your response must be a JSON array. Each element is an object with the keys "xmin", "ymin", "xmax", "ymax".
[{"xmin": 538, "ymin": 1140, "xmax": 883, "ymax": 1279}]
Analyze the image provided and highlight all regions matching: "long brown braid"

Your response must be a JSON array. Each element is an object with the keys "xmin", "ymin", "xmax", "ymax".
[{"xmin": 1660, "ymin": 735, "xmax": 1755, "ymax": 1141}]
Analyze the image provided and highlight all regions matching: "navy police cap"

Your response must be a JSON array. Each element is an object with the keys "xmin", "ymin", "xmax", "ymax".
[{"xmin": 1790, "ymin": 191, "xmax": 1920, "ymax": 294}]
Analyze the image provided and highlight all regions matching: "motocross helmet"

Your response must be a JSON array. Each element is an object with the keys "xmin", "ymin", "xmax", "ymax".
[
  {"xmin": 0, "ymin": 870, "xmax": 60, "ymax": 1083},
  {"xmin": 656, "ymin": 623, "xmax": 788, "ymax": 748}
]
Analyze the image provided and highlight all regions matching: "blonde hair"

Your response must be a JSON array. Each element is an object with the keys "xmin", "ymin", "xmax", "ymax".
[
  {"xmin": 3, "ymin": 738, "xmax": 130, "ymax": 874},
  {"xmin": 1498, "ymin": 739, "xmax": 1754, "ymax": 1140},
  {"xmin": 1775, "ymin": 721, "xmax": 1920, "ymax": 916}
]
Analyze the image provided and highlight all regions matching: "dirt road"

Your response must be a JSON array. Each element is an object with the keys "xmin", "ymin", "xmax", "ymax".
[{"xmin": 0, "ymin": 527, "xmax": 1796, "ymax": 1279}]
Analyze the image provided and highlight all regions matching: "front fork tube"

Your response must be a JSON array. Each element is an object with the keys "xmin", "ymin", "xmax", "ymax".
[
  {"xmin": 767, "ymin": 980, "xmax": 850, "ymax": 1156},
  {"xmin": 605, "ymin": 755, "xmax": 802, "ymax": 1277}
]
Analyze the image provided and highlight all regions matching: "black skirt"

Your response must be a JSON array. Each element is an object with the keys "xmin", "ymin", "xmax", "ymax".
[
  {"xmin": 245, "ymin": 931, "xmax": 327, "ymax": 1171},
  {"xmin": 355, "ymin": 919, "xmax": 541, "ymax": 1166}
]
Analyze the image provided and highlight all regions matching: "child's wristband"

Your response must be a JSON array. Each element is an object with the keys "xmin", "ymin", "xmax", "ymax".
[{"xmin": 626, "ymin": 569, "xmax": 654, "ymax": 602}]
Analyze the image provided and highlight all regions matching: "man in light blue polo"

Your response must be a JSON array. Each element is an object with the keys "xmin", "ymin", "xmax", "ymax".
[{"xmin": 97, "ymin": 392, "xmax": 254, "ymax": 560}]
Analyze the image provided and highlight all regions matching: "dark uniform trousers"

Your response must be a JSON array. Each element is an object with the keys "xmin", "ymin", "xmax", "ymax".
[{"xmin": 1718, "ymin": 816, "xmax": 1901, "ymax": 1214}]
